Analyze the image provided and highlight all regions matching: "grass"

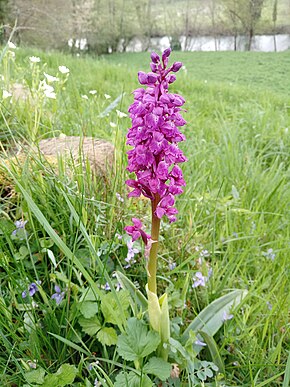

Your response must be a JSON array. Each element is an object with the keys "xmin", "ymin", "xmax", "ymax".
[{"xmin": 0, "ymin": 46, "xmax": 289, "ymax": 386}]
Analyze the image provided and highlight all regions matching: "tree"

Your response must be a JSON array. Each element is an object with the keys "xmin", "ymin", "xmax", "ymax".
[
  {"xmin": 0, "ymin": 0, "xmax": 10, "ymax": 42},
  {"xmin": 222, "ymin": 0, "xmax": 265, "ymax": 50},
  {"xmin": 272, "ymin": 0, "xmax": 278, "ymax": 51}
]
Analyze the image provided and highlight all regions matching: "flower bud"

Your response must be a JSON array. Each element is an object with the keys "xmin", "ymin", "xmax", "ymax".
[
  {"xmin": 162, "ymin": 48, "xmax": 171, "ymax": 59},
  {"xmin": 150, "ymin": 51, "xmax": 160, "ymax": 63},
  {"xmin": 150, "ymin": 62, "xmax": 158, "ymax": 72},
  {"xmin": 168, "ymin": 74, "xmax": 176, "ymax": 84},
  {"xmin": 147, "ymin": 73, "xmax": 158, "ymax": 84},
  {"xmin": 138, "ymin": 71, "xmax": 148, "ymax": 84},
  {"xmin": 172, "ymin": 62, "xmax": 183, "ymax": 72}
]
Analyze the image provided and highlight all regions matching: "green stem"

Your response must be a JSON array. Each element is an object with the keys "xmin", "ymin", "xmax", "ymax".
[{"xmin": 147, "ymin": 195, "xmax": 161, "ymax": 295}]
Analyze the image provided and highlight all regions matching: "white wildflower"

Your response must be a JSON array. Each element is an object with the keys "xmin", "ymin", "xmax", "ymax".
[
  {"xmin": 115, "ymin": 192, "xmax": 124, "ymax": 202},
  {"xmin": 104, "ymin": 93, "xmax": 111, "ymax": 99},
  {"xmin": 44, "ymin": 89, "xmax": 56, "ymax": 99},
  {"xmin": 3, "ymin": 90, "xmax": 12, "ymax": 99},
  {"xmin": 109, "ymin": 122, "xmax": 117, "ymax": 128},
  {"xmin": 8, "ymin": 41, "xmax": 17, "ymax": 49},
  {"xmin": 81, "ymin": 95, "xmax": 88, "ymax": 100},
  {"xmin": 116, "ymin": 109, "xmax": 127, "ymax": 118},
  {"xmin": 29, "ymin": 56, "xmax": 41, "ymax": 63},
  {"xmin": 89, "ymin": 90, "xmax": 97, "ymax": 95},
  {"xmin": 44, "ymin": 72, "xmax": 59, "ymax": 82},
  {"xmin": 58, "ymin": 65, "xmax": 70, "ymax": 74}
]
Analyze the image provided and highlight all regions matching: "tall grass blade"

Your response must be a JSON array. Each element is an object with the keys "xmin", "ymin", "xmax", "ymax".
[
  {"xmin": 48, "ymin": 333, "xmax": 90, "ymax": 357},
  {"xmin": 282, "ymin": 350, "xmax": 290, "ymax": 387},
  {"xmin": 99, "ymin": 93, "xmax": 125, "ymax": 118}
]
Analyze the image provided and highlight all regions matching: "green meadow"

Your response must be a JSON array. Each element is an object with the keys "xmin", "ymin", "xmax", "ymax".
[{"xmin": 0, "ymin": 46, "xmax": 289, "ymax": 386}]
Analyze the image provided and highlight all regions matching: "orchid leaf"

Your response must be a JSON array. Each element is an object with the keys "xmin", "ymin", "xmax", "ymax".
[
  {"xmin": 198, "ymin": 331, "xmax": 225, "ymax": 374},
  {"xmin": 181, "ymin": 290, "xmax": 247, "ymax": 347}
]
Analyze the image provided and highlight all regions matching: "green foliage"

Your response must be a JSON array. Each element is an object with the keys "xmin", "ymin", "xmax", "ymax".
[
  {"xmin": 143, "ymin": 357, "xmax": 172, "ymax": 380},
  {"xmin": 101, "ymin": 290, "xmax": 130, "ymax": 328},
  {"xmin": 181, "ymin": 289, "xmax": 247, "ymax": 344},
  {"xmin": 114, "ymin": 371, "xmax": 152, "ymax": 387},
  {"xmin": 117, "ymin": 318, "xmax": 161, "ymax": 362},
  {"xmin": 24, "ymin": 364, "xmax": 77, "ymax": 387},
  {"xmin": 0, "ymin": 47, "xmax": 289, "ymax": 386},
  {"xmin": 79, "ymin": 316, "xmax": 102, "ymax": 336}
]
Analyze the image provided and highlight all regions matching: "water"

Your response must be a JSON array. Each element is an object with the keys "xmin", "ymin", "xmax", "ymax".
[
  {"xmin": 124, "ymin": 34, "xmax": 290, "ymax": 52},
  {"xmin": 69, "ymin": 34, "xmax": 290, "ymax": 53}
]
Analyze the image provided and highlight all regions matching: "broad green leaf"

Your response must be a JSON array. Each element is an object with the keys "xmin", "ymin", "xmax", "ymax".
[
  {"xmin": 101, "ymin": 291, "xmax": 130, "ymax": 329},
  {"xmin": 114, "ymin": 371, "xmax": 152, "ymax": 387},
  {"xmin": 198, "ymin": 331, "xmax": 225, "ymax": 374},
  {"xmin": 55, "ymin": 364, "xmax": 78, "ymax": 386},
  {"xmin": 24, "ymin": 368, "xmax": 46, "ymax": 384},
  {"xmin": 79, "ymin": 316, "xmax": 102, "ymax": 336},
  {"xmin": 143, "ymin": 357, "xmax": 171, "ymax": 380},
  {"xmin": 79, "ymin": 301, "xmax": 98, "ymax": 318},
  {"xmin": 115, "ymin": 270, "xmax": 147, "ymax": 312},
  {"xmin": 117, "ymin": 317, "xmax": 160, "ymax": 361},
  {"xmin": 42, "ymin": 374, "xmax": 59, "ymax": 387},
  {"xmin": 97, "ymin": 327, "xmax": 118, "ymax": 346},
  {"xmin": 181, "ymin": 290, "xmax": 247, "ymax": 346}
]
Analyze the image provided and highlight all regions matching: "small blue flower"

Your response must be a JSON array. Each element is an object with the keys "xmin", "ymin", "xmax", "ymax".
[
  {"xmin": 116, "ymin": 282, "xmax": 122, "ymax": 292},
  {"xmin": 12, "ymin": 220, "xmax": 28, "ymax": 239},
  {"xmin": 125, "ymin": 240, "xmax": 139, "ymax": 268},
  {"xmin": 103, "ymin": 282, "xmax": 111, "ymax": 291},
  {"xmin": 222, "ymin": 310, "xmax": 234, "ymax": 321},
  {"xmin": 262, "ymin": 248, "xmax": 276, "ymax": 261},
  {"xmin": 195, "ymin": 338, "xmax": 207, "ymax": 347},
  {"xmin": 22, "ymin": 280, "xmax": 41, "ymax": 298},
  {"xmin": 51, "ymin": 285, "xmax": 65, "ymax": 305},
  {"xmin": 266, "ymin": 301, "xmax": 273, "ymax": 310},
  {"xmin": 192, "ymin": 272, "xmax": 207, "ymax": 288},
  {"xmin": 169, "ymin": 262, "xmax": 176, "ymax": 270},
  {"xmin": 200, "ymin": 249, "xmax": 210, "ymax": 258}
]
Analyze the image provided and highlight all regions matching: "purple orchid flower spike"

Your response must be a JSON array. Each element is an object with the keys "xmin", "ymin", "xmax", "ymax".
[
  {"xmin": 125, "ymin": 48, "xmax": 187, "ymax": 295},
  {"xmin": 125, "ymin": 48, "xmax": 187, "ymax": 224}
]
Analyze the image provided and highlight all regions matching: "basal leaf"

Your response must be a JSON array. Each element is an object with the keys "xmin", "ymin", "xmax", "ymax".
[
  {"xmin": 198, "ymin": 331, "xmax": 225, "ymax": 374},
  {"xmin": 24, "ymin": 368, "xmax": 46, "ymax": 384},
  {"xmin": 114, "ymin": 371, "xmax": 152, "ymax": 387},
  {"xmin": 79, "ymin": 316, "xmax": 102, "ymax": 336},
  {"xmin": 143, "ymin": 357, "xmax": 171, "ymax": 380},
  {"xmin": 97, "ymin": 327, "xmax": 118, "ymax": 346},
  {"xmin": 55, "ymin": 364, "xmax": 78, "ymax": 386},
  {"xmin": 181, "ymin": 289, "xmax": 247, "ymax": 348},
  {"xmin": 117, "ymin": 317, "xmax": 160, "ymax": 361},
  {"xmin": 101, "ymin": 290, "xmax": 130, "ymax": 329},
  {"xmin": 42, "ymin": 374, "xmax": 59, "ymax": 387},
  {"xmin": 79, "ymin": 301, "xmax": 98, "ymax": 318}
]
